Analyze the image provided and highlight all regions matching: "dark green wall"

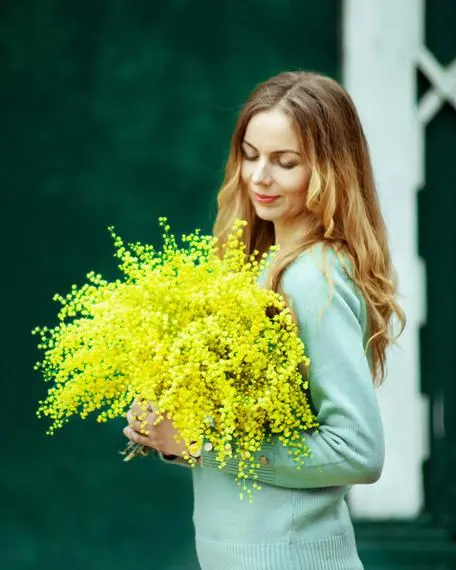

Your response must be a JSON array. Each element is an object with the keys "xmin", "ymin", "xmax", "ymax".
[
  {"xmin": 419, "ymin": 0, "xmax": 456, "ymax": 535},
  {"xmin": 0, "ymin": 1, "xmax": 339, "ymax": 568}
]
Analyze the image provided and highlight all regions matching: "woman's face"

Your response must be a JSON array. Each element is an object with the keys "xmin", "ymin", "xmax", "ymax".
[{"xmin": 240, "ymin": 108, "xmax": 309, "ymax": 232}]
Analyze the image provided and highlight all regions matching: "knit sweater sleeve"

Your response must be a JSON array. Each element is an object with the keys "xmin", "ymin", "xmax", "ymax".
[{"xmin": 201, "ymin": 248, "xmax": 385, "ymax": 489}]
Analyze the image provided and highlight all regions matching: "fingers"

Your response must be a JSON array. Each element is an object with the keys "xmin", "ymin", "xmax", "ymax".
[
  {"xmin": 123, "ymin": 426, "xmax": 159, "ymax": 449},
  {"xmin": 124, "ymin": 400, "xmax": 162, "ymax": 450},
  {"xmin": 126, "ymin": 408, "xmax": 145, "ymax": 429},
  {"xmin": 129, "ymin": 419, "xmax": 150, "ymax": 435},
  {"xmin": 126, "ymin": 407, "xmax": 158, "ymax": 434},
  {"xmin": 130, "ymin": 401, "xmax": 148, "ymax": 418},
  {"xmin": 131, "ymin": 399, "xmax": 156, "ymax": 414}
]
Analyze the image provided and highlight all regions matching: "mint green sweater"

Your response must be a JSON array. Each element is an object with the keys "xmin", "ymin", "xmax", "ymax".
[{"xmin": 162, "ymin": 246, "xmax": 384, "ymax": 570}]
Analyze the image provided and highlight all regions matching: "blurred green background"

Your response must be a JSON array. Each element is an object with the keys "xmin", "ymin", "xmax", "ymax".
[{"xmin": 0, "ymin": 1, "xmax": 340, "ymax": 568}]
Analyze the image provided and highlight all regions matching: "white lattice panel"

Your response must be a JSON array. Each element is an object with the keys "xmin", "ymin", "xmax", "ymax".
[{"xmin": 417, "ymin": 46, "xmax": 456, "ymax": 125}]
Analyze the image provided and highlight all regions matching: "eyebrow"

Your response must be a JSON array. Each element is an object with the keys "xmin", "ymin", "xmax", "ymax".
[{"xmin": 242, "ymin": 140, "xmax": 301, "ymax": 156}]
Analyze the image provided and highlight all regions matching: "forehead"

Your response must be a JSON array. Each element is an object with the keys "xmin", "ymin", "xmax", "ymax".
[{"xmin": 243, "ymin": 108, "xmax": 301, "ymax": 152}]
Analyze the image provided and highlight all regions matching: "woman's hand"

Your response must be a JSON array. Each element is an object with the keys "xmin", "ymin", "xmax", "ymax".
[{"xmin": 123, "ymin": 400, "xmax": 189, "ymax": 457}]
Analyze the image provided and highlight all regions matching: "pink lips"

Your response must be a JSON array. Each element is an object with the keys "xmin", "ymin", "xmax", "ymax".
[{"xmin": 254, "ymin": 193, "xmax": 279, "ymax": 204}]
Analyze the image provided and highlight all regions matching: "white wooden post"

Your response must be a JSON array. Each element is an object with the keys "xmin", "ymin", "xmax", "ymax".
[{"xmin": 343, "ymin": 0, "xmax": 428, "ymax": 518}]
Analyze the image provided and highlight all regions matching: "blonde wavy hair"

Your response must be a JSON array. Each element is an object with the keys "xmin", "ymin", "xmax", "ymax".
[{"xmin": 213, "ymin": 70, "xmax": 405, "ymax": 383}]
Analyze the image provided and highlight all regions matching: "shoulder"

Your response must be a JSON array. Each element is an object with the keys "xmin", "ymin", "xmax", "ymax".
[
  {"xmin": 282, "ymin": 243, "xmax": 366, "ymax": 330},
  {"xmin": 282, "ymin": 243, "xmax": 350, "ymax": 291}
]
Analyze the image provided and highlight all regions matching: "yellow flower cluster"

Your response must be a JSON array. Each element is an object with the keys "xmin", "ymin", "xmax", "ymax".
[{"xmin": 34, "ymin": 218, "xmax": 318, "ymax": 499}]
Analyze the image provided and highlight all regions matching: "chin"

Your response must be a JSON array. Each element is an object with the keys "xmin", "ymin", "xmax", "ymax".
[{"xmin": 253, "ymin": 206, "xmax": 279, "ymax": 223}]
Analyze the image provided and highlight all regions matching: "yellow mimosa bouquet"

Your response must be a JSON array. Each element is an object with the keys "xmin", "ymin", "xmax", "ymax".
[{"xmin": 34, "ymin": 219, "xmax": 318, "ymax": 498}]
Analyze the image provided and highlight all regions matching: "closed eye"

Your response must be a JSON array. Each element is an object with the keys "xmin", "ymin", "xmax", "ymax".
[
  {"xmin": 279, "ymin": 161, "xmax": 298, "ymax": 169},
  {"xmin": 242, "ymin": 149, "xmax": 258, "ymax": 161},
  {"xmin": 242, "ymin": 145, "xmax": 299, "ymax": 169}
]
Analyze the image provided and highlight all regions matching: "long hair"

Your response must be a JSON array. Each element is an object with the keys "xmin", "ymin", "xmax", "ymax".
[{"xmin": 213, "ymin": 71, "xmax": 405, "ymax": 383}]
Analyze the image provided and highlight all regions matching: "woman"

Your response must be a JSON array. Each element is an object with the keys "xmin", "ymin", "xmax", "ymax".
[{"xmin": 124, "ymin": 71, "xmax": 405, "ymax": 570}]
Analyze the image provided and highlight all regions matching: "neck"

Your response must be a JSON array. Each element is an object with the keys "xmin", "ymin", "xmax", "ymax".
[{"xmin": 273, "ymin": 216, "xmax": 308, "ymax": 250}]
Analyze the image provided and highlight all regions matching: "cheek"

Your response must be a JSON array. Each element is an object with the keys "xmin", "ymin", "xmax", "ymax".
[
  {"xmin": 279, "ymin": 170, "xmax": 308, "ymax": 197},
  {"xmin": 241, "ymin": 161, "xmax": 253, "ymax": 183}
]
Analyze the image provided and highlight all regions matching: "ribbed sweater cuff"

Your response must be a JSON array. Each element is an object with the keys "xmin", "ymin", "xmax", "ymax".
[{"xmin": 201, "ymin": 441, "xmax": 276, "ymax": 485}]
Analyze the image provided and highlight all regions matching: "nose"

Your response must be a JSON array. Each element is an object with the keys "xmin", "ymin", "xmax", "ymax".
[{"xmin": 251, "ymin": 160, "xmax": 272, "ymax": 186}]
